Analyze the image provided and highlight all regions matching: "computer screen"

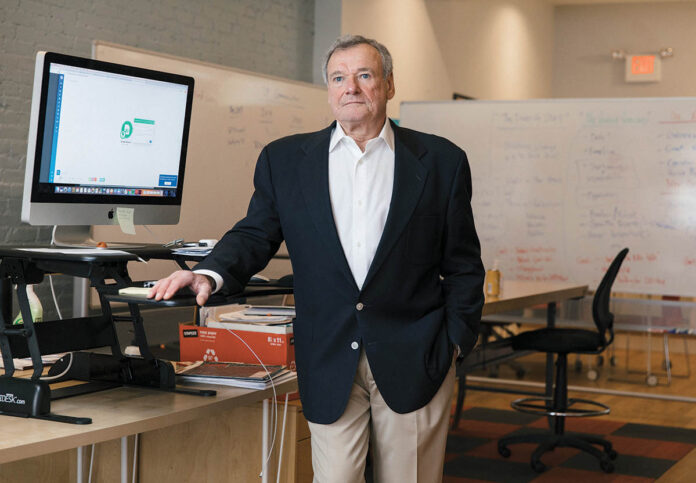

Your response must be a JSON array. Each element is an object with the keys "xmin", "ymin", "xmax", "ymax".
[{"xmin": 21, "ymin": 52, "xmax": 194, "ymax": 244}]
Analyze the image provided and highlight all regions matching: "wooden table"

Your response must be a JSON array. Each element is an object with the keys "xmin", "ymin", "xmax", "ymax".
[
  {"xmin": 0, "ymin": 376, "xmax": 300, "ymax": 482},
  {"xmin": 1, "ymin": 280, "xmax": 587, "ymax": 481},
  {"xmin": 482, "ymin": 280, "xmax": 588, "ymax": 317}
]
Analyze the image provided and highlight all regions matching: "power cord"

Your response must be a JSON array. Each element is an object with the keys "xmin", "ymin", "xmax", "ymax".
[
  {"xmin": 39, "ymin": 352, "xmax": 73, "ymax": 381},
  {"xmin": 40, "ymin": 235, "xmax": 73, "ymax": 382},
  {"xmin": 48, "ymin": 274, "xmax": 63, "ymax": 320},
  {"xmin": 132, "ymin": 434, "xmax": 139, "ymax": 483},
  {"xmin": 223, "ymin": 328, "xmax": 287, "ymax": 479},
  {"xmin": 89, "ymin": 443, "xmax": 95, "ymax": 483}
]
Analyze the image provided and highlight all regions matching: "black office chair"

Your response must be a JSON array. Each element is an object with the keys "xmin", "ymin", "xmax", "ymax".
[{"xmin": 497, "ymin": 247, "xmax": 629, "ymax": 474}]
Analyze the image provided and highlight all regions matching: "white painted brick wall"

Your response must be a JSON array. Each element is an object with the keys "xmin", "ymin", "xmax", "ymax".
[{"xmin": 0, "ymin": 0, "xmax": 315, "ymax": 318}]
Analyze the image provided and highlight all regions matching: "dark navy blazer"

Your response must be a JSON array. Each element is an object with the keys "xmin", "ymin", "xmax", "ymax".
[{"xmin": 195, "ymin": 120, "xmax": 485, "ymax": 424}]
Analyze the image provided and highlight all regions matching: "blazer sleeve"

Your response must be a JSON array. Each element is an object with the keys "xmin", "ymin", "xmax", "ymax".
[
  {"xmin": 194, "ymin": 147, "xmax": 283, "ymax": 294},
  {"xmin": 440, "ymin": 150, "xmax": 485, "ymax": 358}
]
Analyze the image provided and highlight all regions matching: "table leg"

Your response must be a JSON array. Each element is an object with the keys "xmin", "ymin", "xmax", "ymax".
[
  {"xmin": 121, "ymin": 436, "xmax": 128, "ymax": 483},
  {"xmin": 544, "ymin": 302, "xmax": 558, "ymax": 428},
  {"xmin": 262, "ymin": 398, "xmax": 269, "ymax": 483},
  {"xmin": 77, "ymin": 445, "xmax": 84, "ymax": 483},
  {"xmin": 545, "ymin": 302, "xmax": 557, "ymax": 400}
]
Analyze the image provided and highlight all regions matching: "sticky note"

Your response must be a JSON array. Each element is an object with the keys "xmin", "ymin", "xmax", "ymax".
[{"xmin": 116, "ymin": 207, "xmax": 136, "ymax": 235}]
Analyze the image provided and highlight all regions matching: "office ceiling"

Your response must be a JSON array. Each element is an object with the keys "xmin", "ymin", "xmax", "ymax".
[{"xmin": 551, "ymin": 0, "xmax": 696, "ymax": 4}]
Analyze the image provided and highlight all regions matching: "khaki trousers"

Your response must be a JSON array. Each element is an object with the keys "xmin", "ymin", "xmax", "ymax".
[{"xmin": 308, "ymin": 349, "xmax": 455, "ymax": 483}]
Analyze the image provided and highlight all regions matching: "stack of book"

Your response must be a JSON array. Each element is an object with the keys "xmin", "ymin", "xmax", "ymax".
[
  {"xmin": 174, "ymin": 361, "xmax": 295, "ymax": 390},
  {"xmin": 210, "ymin": 305, "xmax": 295, "ymax": 326}
]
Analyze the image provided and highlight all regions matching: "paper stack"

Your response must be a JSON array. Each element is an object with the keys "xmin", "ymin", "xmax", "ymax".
[
  {"xmin": 174, "ymin": 360, "xmax": 295, "ymax": 389},
  {"xmin": 210, "ymin": 305, "xmax": 295, "ymax": 327}
]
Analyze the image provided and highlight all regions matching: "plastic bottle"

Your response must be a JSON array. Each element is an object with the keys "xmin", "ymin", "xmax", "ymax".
[
  {"xmin": 485, "ymin": 260, "xmax": 501, "ymax": 298},
  {"xmin": 12, "ymin": 284, "xmax": 44, "ymax": 325}
]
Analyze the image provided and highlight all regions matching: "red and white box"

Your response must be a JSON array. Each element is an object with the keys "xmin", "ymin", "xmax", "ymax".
[{"xmin": 179, "ymin": 322, "xmax": 295, "ymax": 369}]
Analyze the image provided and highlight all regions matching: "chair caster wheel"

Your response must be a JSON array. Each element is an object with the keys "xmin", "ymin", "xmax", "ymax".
[
  {"xmin": 608, "ymin": 449, "xmax": 618, "ymax": 460},
  {"xmin": 498, "ymin": 444, "xmax": 511, "ymax": 458},
  {"xmin": 531, "ymin": 460, "xmax": 546, "ymax": 473},
  {"xmin": 600, "ymin": 460, "xmax": 615, "ymax": 473},
  {"xmin": 587, "ymin": 369, "xmax": 599, "ymax": 381}
]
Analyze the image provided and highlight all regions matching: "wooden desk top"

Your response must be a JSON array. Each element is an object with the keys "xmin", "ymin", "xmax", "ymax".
[
  {"xmin": 0, "ymin": 281, "xmax": 583, "ymax": 464},
  {"xmin": 482, "ymin": 280, "xmax": 588, "ymax": 316},
  {"xmin": 0, "ymin": 377, "xmax": 297, "ymax": 464}
]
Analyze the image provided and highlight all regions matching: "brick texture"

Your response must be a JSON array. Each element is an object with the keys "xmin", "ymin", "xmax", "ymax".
[{"xmin": 0, "ymin": 0, "xmax": 315, "ymax": 319}]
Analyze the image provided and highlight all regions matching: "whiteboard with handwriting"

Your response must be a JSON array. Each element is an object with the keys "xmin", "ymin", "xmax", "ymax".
[
  {"xmin": 401, "ymin": 99, "xmax": 696, "ymax": 296},
  {"xmin": 92, "ymin": 42, "xmax": 331, "ymax": 284}
]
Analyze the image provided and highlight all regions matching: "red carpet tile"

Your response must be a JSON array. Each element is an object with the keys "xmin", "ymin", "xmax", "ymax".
[
  {"xmin": 444, "ymin": 407, "xmax": 696, "ymax": 482},
  {"xmin": 527, "ymin": 416, "xmax": 625, "ymax": 434},
  {"xmin": 532, "ymin": 467, "xmax": 654, "ymax": 483},
  {"xmin": 453, "ymin": 420, "xmax": 523, "ymax": 440},
  {"xmin": 606, "ymin": 435, "xmax": 694, "ymax": 460}
]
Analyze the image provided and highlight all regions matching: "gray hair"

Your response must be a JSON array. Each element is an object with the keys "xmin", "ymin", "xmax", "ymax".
[{"xmin": 322, "ymin": 34, "xmax": 393, "ymax": 84}]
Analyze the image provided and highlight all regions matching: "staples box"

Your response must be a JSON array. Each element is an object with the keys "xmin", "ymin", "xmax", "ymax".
[{"xmin": 179, "ymin": 323, "xmax": 295, "ymax": 369}]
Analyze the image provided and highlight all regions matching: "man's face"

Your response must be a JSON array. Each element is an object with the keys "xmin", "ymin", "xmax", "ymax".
[{"xmin": 326, "ymin": 44, "xmax": 395, "ymax": 129}]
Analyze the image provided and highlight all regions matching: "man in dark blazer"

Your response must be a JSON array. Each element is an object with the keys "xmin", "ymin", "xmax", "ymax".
[{"xmin": 151, "ymin": 35, "xmax": 484, "ymax": 482}]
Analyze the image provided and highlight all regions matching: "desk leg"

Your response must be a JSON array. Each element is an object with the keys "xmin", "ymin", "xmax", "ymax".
[
  {"xmin": 77, "ymin": 446, "xmax": 83, "ymax": 483},
  {"xmin": 546, "ymin": 302, "xmax": 557, "ymax": 401},
  {"xmin": 262, "ymin": 398, "xmax": 269, "ymax": 483},
  {"xmin": 121, "ymin": 436, "xmax": 127, "ymax": 483}
]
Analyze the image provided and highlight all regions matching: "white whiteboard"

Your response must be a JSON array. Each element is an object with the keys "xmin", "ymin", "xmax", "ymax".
[
  {"xmin": 401, "ymin": 99, "xmax": 696, "ymax": 297},
  {"xmin": 92, "ymin": 42, "xmax": 331, "ymax": 284}
]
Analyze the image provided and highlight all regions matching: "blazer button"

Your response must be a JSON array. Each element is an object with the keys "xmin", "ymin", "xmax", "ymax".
[
  {"xmin": 351, "ymin": 341, "xmax": 359, "ymax": 350},
  {"xmin": 356, "ymin": 303, "xmax": 364, "ymax": 311}
]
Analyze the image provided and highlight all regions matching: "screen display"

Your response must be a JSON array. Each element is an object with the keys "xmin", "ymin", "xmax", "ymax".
[{"xmin": 31, "ymin": 55, "xmax": 192, "ymax": 204}]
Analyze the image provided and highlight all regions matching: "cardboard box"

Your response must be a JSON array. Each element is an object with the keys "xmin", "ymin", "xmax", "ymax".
[{"xmin": 179, "ymin": 322, "xmax": 295, "ymax": 369}]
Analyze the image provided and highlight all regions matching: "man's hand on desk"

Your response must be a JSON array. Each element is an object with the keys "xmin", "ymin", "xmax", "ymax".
[{"xmin": 148, "ymin": 270, "xmax": 212, "ymax": 306}]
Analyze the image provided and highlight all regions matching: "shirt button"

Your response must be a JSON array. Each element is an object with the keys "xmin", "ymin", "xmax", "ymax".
[
  {"xmin": 351, "ymin": 341, "xmax": 359, "ymax": 350},
  {"xmin": 356, "ymin": 302, "xmax": 364, "ymax": 311}
]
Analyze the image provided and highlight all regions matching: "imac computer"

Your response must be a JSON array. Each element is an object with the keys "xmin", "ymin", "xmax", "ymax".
[{"xmin": 21, "ymin": 52, "xmax": 194, "ymax": 246}]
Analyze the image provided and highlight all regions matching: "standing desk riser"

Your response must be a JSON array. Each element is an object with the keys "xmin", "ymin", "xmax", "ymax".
[{"xmin": 0, "ymin": 246, "xmax": 292, "ymax": 424}]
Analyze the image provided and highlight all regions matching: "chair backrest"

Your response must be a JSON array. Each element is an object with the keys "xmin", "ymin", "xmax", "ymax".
[{"xmin": 592, "ymin": 247, "xmax": 629, "ymax": 347}]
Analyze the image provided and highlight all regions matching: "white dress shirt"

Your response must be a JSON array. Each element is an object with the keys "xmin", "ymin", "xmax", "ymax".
[
  {"xmin": 196, "ymin": 119, "xmax": 395, "ymax": 292},
  {"xmin": 328, "ymin": 119, "xmax": 394, "ymax": 289}
]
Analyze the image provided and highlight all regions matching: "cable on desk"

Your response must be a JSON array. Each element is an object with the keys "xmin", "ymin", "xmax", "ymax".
[
  {"xmin": 40, "ymin": 352, "xmax": 74, "ymax": 381},
  {"xmin": 223, "ymin": 328, "xmax": 284, "ymax": 479},
  {"xmin": 89, "ymin": 443, "xmax": 95, "ymax": 483},
  {"xmin": 48, "ymin": 274, "xmax": 63, "ymax": 320},
  {"xmin": 132, "ymin": 434, "xmax": 139, "ymax": 483}
]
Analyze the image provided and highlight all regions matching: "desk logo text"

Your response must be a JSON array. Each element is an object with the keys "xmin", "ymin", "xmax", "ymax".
[{"xmin": 0, "ymin": 393, "xmax": 26, "ymax": 405}]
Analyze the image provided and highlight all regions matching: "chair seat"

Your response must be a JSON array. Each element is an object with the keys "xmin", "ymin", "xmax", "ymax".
[{"xmin": 512, "ymin": 328, "xmax": 603, "ymax": 354}]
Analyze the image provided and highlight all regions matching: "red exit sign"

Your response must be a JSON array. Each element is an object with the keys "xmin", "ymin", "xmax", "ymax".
[
  {"xmin": 626, "ymin": 54, "xmax": 661, "ymax": 82},
  {"xmin": 631, "ymin": 55, "xmax": 655, "ymax": 75}
]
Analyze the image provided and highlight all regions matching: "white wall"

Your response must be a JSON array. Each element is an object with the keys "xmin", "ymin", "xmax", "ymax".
[
  {"xmin": 341, "ymin": 0, "xmax": 454, "ymax": 119},
  {"xmin": 553, "ymin": 2, "xmax": 696, "ymax": 98},
  {"xmin": 340, "ymin": 0, "xmax": 555, "ymax": 117},
  {"xmin": 425, "ymin": 0, "xmax": 555, "ymax": 100}
]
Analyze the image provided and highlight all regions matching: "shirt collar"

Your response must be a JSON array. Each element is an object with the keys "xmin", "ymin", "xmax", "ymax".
[{"xmin": 329, "ymin": 118, "xmax": 395, "ymax": 153}]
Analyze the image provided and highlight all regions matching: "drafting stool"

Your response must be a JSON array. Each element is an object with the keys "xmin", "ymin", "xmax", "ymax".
[{"xmin": 497, "ymin": 247, "xmax": 629, "ymax": 474}]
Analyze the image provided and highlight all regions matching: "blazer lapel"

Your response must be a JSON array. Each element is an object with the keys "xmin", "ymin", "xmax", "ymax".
[
  {"xmin": 362, "ymin": 122, "xmax": 428, "ymax": 290},
  {"xmin": 299, "ymin": 123, "xmax": 358, "ymax": 290}
]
